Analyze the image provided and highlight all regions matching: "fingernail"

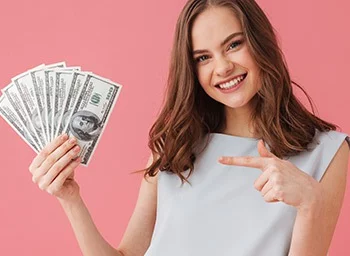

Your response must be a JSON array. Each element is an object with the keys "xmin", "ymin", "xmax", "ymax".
[
  {"xmin": 69, "ymin": 137, "xmax": 76, "ymax": 144},
  {"xmin": 73, "ymin": 145, "xmax": 80, "ymax": 152},
  {"xmin": 62, "ymin": 134, "xmax": 68, "ymax": 140}
]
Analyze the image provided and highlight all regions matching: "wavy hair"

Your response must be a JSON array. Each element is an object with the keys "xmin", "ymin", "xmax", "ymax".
[{"xmin": 132, "ymin": 0, "xmax": 337, "ymax": 185}]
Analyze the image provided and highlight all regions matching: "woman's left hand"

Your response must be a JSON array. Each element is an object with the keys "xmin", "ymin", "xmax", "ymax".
[{"xmin": 218, "ymin": 140, "xmax": 323, "ymax": 212}]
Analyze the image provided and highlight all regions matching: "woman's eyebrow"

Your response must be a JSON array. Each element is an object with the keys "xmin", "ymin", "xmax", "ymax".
[{"xmin": 192, "ymin": 31, "xmax": 244, "ymax": 55}]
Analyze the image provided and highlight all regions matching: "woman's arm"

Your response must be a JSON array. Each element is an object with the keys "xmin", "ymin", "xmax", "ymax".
[
  {"xmin": 288, "ymin": 140, "xmax": 350, "ymax": 256},
  {"xmin": 59, "ymin": 196, "xmax": 122, "ymax": 256},
  {"xmin": 30, "ymin": 133, "xmax": 157, "ymax": 256},
  {"xmin": 59, "ymin": 154, "xmax": 158, "ymax": 256}
]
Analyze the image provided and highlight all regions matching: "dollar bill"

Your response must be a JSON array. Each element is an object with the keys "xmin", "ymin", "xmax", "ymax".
[
  {"xmin": 1, "ymin": 83, "xmax": 43, "ymax": 150},
  {"xmin": 52, "ymin": 68, "xmax": 81, "ymax": 139},
  {"xmin": 30, "ymin": 62, "xmax": 66, "ymax": 142},
  {"xmin": 12, "ymin": 70, "xmax": 48, "ymax": 147},
  {"xmin": 45, "ymin": 67, "xmax": 79, "ymax": 141},
  {"xmin": 65, "ymin": 73, "xmax": 122, "ymax": 166},
  {"xmin": 0, "ymin": 95, "xmax": 40, "ymax": 153},
  {"xmin": 56, "ymin": 71, "xmax": 90, "ymax": 137}
]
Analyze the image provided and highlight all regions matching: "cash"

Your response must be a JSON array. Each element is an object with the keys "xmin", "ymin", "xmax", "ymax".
[
  {"xmin": 65, "ymin": 73, "xmax": 121, "ymax": 165},
  {"xmin": 0, "ymin": 94, "xmax": 40, "ymax": 153},
  {"xmin": 30, "ymin": 62, "xmax": 66, "ymax": 142},
  {"xmin": 0, "ymin": 62, "xmax": 122, "ymax": 166}
]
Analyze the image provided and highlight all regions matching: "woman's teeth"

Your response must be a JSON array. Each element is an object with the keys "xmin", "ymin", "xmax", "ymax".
[{"xmin": 218, "ymin": 74, "xmax": 246, "ymax": 89}]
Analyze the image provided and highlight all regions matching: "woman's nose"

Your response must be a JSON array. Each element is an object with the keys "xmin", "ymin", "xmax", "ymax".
[{"xmin": 214, "ymin": 57, "xmax": 234, "ymax": 77}]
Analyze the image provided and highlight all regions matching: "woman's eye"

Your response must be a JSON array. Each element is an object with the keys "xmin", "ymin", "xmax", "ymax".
[
  {"xmin": 196, "ymin": 55, "xmax": 209, "ymax": 63},
  {"xmin": 228, "ymin": 40, "xmax": 242, "ymax": 50}
]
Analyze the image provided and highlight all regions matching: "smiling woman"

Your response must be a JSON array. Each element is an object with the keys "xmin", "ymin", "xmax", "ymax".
[
  {"xmin": 26, "ymin": 0, "xmax": 349, "ymax": 256},
  {"xmin": 132, "ymin": 0, "xmax": 350, "ymax": 255}
]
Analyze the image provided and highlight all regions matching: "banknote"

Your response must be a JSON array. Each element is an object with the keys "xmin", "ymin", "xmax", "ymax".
[
  {"xmin": 45, "ymin": 67, "xmax": 80, "ymax": 141},
  {"xmin": 65, "ymin": 73, "xmax": 122, "ymax": 166},
  {"xmin": 56, "ymin": 71, "xmax": 90, "ymax": 137},
  {"xmin": 30, "ymin": 62, "xmax": 66, "ymax": 142},
  {"xmin": 52, "ymin": 68, "xmax": 81, "ymax": 139},
  {"xmin": 1, "ymin": 83, "xmax": 42, "ymax": 150},
  {"xmin": 12, "ymin": 70, "xmax": 47, "ymax": 147},
  {"xmin": 0, "ymin": 95, "xmax": 39, "ymax": 153}
]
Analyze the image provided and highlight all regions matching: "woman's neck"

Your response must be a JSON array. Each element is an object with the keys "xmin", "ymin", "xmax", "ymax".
[{"xmin": 221, "ymin": 103, "xmax": 257, "ymax": 138}]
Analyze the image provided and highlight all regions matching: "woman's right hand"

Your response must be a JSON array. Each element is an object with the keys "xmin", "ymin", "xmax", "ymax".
[{"xmin": 29, "ymin": 134, "xmax": 82, "ymax": 202}]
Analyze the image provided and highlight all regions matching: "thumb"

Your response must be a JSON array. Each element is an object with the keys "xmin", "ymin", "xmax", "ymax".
[{"xmin": 257, "ymin": 140, "xmax": 276, "ymax": 158}]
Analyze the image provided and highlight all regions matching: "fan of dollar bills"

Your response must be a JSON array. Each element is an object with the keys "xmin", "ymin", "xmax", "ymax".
[{"xmin": 0, "ymin": 62, "xmax": 122, "ymax": 166}]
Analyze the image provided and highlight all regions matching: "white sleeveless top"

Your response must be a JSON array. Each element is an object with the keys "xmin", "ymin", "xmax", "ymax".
[{"xmin": 144, "ymin": 130, "xmax": 349, "ymax": 256}]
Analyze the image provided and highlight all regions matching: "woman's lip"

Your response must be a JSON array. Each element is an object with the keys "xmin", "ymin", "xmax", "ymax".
[
  {"xmin": 215, "ymin": 74, "xmax": 247, "ymax": 93},
  {"xmin": 215, "ymin": 73, "xmax": 247, "ymax": 87}
]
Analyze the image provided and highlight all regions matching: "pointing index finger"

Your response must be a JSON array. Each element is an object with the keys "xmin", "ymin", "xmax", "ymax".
[{"xmin": 218, "ymin": 156, "xmax": 268, "ymax": 170}]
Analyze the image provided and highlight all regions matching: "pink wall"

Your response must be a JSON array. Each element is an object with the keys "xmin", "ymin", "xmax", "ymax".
[{"xmin": 0, "ymin": 0, "xmax": 349, "ymax": 255}]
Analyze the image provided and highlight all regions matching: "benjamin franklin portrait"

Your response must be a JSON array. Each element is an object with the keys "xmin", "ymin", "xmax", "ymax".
[{"xmin": 69, "ymin": 110, "xmax": 103, "ymax": 141}]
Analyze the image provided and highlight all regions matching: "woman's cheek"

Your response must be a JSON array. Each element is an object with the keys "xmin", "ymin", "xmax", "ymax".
[
  {"xmin": 196, "ymin": 69, "xmax": 205, "ymax": 87},
  {"xmin": 198, "ymin": 67, "xmax": 212, "ymax": 89}
]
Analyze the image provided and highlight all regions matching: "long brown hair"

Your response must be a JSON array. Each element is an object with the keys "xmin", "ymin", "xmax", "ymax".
[{"xmin": 132, "ymin": 0, "xmax": 337, "ymax": 185}]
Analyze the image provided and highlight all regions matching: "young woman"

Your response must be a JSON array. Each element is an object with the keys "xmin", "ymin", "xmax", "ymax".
[{"xmin": 29, "ymin": 0, "xmax": 350, "ymax": 255}]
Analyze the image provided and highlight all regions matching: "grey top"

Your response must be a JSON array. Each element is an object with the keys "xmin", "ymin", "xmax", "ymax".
[{"xmin": 144, "ymin": 130, "xmax": 349, "ymax": 256}]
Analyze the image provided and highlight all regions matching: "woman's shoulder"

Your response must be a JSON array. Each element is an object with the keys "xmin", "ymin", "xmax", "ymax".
[
  {"xmin": 313, "ymin": 129, "xmax": 350, "ymax": 148},
  {"xmin": 290, "ymin": 129, "xmax": 350, "ymax": 182}
]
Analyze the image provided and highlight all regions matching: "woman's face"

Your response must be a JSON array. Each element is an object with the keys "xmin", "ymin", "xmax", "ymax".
[{"xmin": 191, "ymin": 7, "xmax": 261, "ymax": 111}]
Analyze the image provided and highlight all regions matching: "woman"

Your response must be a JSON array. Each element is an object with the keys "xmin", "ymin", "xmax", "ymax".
[{"xmin": 29, "ymin": 0, "xmax": 350, "ymax": 255}]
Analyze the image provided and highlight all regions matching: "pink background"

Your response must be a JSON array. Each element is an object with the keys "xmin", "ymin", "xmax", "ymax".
[{"xmin": 0, "ymin": 0, "xmax": 349, "ymax": 255}]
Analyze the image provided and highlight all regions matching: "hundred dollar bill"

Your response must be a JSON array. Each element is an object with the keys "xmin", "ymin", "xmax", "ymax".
[
  {"xmin": 30, "ymin": 62, "xmax": 66, "ymax": 142},
  {"xmin": 12, "ymin": 70, "xmax": 48, "ymax": 147},
  {"xmin": 52, "ymin": 68, "xmax": 81, "ymax": 139},
  {"xmin": 2, "ymin": 83, "xmax": 43, "ymax": 150},
  {"xmin": 45, "ymin": 67, "xmax": 80, "ymax": 141},
  {"xmin": 56, "ymin": 71, "xmax": 91, "ymax": 137},
  {"xmin": 0, "ymin": 95, "xmax": 39, "ymax": 153},
  {"xmin": 65, "ymin": 73, "xmax": 122, "ymax": 166}
]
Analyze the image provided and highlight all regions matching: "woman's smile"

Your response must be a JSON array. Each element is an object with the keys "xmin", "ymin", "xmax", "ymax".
[{"xmin": 215, "ymin": 73, "xmax": 247, "ymax": 90}]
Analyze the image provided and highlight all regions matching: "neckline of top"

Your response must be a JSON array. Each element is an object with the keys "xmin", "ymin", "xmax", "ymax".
[{"xmin": 209, "ymin": 132, "xmax": 260, "ymax": 142}]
